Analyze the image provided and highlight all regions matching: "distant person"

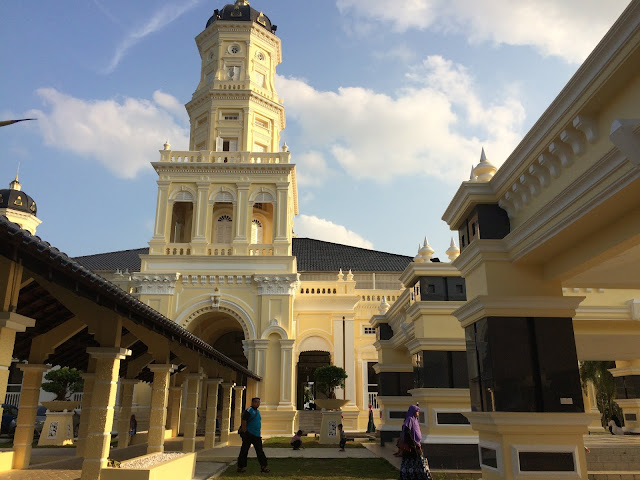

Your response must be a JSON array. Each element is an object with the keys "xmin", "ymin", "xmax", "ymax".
[
  {"xmin": 338, "ymin": 423, "xmax": 351, "ymax": 451},
  {"xmin": 291, "ymin": 429, "xmax": 303, "ymax": 450},
  {"xmin": 129, "ymin": 414, "xmax": 137, "ymax": 436},
  {"xmin": 609, "ymin": 415, "xmax": 625, "ymax": 435},
  {"xmin": 237, "ymin": 397, "xmax": 270, "ymax": 473},
  {"xmin": 399, "ymin": 405, "xmax": 432, "ymax": 480}
]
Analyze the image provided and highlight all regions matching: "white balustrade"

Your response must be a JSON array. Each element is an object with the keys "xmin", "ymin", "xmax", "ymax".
[{"xmin": 160, "ymin": 150, "xmax": 290, "ymax": 165}]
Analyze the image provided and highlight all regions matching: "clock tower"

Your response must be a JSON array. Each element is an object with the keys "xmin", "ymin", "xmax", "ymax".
[{"xmin": 147, "ymin": 0, "xmax": 297, "ymax": 259}]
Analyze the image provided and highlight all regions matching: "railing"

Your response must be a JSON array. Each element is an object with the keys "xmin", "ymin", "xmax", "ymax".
[
  {"xmin": 249, "ymin": 245, "xmax": 274, "ymax": 256},
  {"xmin": 165, "ymin": 244, "xmax": 192, "ymax": 256},
  {"xmin": 159, "ymin": 150, "xmax": 291, "ymax": 165},
  {"xmin": 5, "ymin": 385, "xmax": 21, "ymax": 406},
  {"xmin": 368, "ymin": 391, "xmax": 379, "ymax": 410}
]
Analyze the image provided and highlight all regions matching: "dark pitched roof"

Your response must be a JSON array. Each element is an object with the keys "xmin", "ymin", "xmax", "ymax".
[
  {"xmin": 293, "ymin": 238, "xmax": 412, "ymax": 272},
  {"xmin": 74, "ymin": 238, "xmax": 412, "ymax": 273},
  {"xmin": 75, "ymin": 247, "xmax": 149, "ymax": 271}
]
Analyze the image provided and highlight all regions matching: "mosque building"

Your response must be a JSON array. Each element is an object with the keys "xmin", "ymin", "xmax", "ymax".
[{"xmin": 1, "ymin": 1, "xmax": 640, "ymax": 479}]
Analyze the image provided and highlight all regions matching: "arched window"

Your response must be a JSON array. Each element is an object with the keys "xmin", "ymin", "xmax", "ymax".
[
  {"xmin": 214, "ymin": 192, "xmax": 233, "ymax": 203},
  {"xmin": 215, "ymin": 215, "xmax": 233, "ymax": 243},
  {"xmin": 251, "ymin": 219, "xmax": 263, "ymax": 244}
]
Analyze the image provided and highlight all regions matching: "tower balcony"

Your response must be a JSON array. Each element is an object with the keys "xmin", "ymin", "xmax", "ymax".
[
  {"xmin": 158, "ymin": 150, "xmax": 291, "ymax": 165},
  {"xmin": 159, "ymin": 242, "xmax": 276, "ymax": 257}
]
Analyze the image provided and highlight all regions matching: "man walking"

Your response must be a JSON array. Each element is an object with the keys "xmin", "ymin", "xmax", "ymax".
[{"xmin": 237, "ymin": 397, "xmax": 269, "ymax": 473}]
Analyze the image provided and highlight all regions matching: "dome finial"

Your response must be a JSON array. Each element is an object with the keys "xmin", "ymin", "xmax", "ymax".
[
  {"xmin": 9, "ymin": 162, "xmax": 21, "ymax": 191},
  {"xmin": 163, "ymin": 139, "xmax": 171, "ymax": 150},
  {"xmin": 446, "ymin": 237, "xmax": 460, "ymax": 262},
  {"xmin": 419, "ymin": 236, "xmax": 434, "ymax": 261},
  {"xmin": 472, "ymin": 147, "xmax": 497, "ymax": 182},
  {"xmin": 282, "ymin": 142, "xmax": 289, "ymax": 152},
  {"xmin": 413, "ymin": 243, "xmax": 424, "ymax": 263},
  {"xmin": 379, "ymin": 296, "xmax": 390, "ymax": 314}
]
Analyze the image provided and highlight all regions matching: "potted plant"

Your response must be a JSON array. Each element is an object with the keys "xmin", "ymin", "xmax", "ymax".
[
  {"xmin": 41, "ymin": 367, "xmax": 84, "ymax": 411},
  {"xmin": 313, "ymin": 365, "xmax": 348, "ymax": 410}
]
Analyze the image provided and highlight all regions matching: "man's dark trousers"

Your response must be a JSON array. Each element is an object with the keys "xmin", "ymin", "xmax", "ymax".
[{"xmin": 237, "ymin": 432, "xmax": 268, "ymax": 469}]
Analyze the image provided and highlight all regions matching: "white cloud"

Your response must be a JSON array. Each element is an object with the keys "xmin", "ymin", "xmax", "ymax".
[
  {"xmin": 104, "ymin": 0, "xmax": 201, "ymax": 73},
  {"xmin": 295, "ymin": 214, "xmax": 374, "ymax": 249},
  {"xmin": 295, "ymin": 150, "xmax": 332, "ymax": 187},
  {"xmin": 336, "ymin": 0, "xmax": 631, "ymax": 63},
  {"xmin": 277, "ymin": 54, "xmax": 524, "ymax": 183},
  {"xmin": 29, "ymin": 88, "xmax": 188, "ymax": 179}
]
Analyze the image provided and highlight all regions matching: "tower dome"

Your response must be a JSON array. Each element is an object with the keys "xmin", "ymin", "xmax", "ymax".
[
  {"xmin": 0, "ymin": 175, "xmax": 41, "ymax": 234},
  {"xmin": 206, "ymin": 1, "xmax": 275, "ymax": 32}
]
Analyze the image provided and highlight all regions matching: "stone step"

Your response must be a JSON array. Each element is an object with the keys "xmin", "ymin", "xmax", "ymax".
[{"xmin": 588, "ymin": 472, "xmax": 640, "ymax": 480}]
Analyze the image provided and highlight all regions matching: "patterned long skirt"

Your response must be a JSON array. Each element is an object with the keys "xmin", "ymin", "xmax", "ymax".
[{"xmin": 399, "ymin": 455, "xmax": 432, "ymax": 480}]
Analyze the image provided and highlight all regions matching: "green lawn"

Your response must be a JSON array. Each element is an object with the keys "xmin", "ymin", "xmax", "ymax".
[
  {"xmin": 218, "ymin": 458, "xmax": 397, "ymax": 479},
  {"xmin": 262, "ymin": 436, "xmax": 363, "ymax": 448}
]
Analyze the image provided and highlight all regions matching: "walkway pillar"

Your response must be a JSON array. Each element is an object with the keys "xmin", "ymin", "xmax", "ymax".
[
  {"xmin": 219, "ymin": 382, "xmax": 235, "ymax": 444},
  {"xmin": 253, "ymin": 340, "xmax": 268, "ymax": 399},
  {"xmin": 75, "ymin": 371, "xmax": 95, "ymax": 457},
  {"xmin": 117, "ymin": 379, "xmax": 137, "ymax": 448},
  {"xmin": 0, "ymin": 313, "xmax": 34, "ymax": 422},
  {"xmin": 204, "ymin": 378, "xmax": 222, "ymax": 449},
  {"xmin": 12, "ymin": 364, "xmax": 48, "ymax": 469},
  {"xmin": 182, "ymin": 373, "xmax": 203, "ymax": 452},
  {"xmin": 80, "ymin": 347, "xmax": 130, "ymax": 480},
  {"xmin": 166, "ymin": 385, "xmax": 182, "ymax": 437},
  {"xmin": 233, "ymin": 385, "xmax": 246, "ymax": 429},
  {"xmin": 147, "ymin": 364, "xmax": 175, "ymax": 453}
]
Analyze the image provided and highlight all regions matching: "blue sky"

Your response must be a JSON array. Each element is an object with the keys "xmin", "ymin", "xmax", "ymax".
[{"xmin": 0, "ymin": 0, "xmax": 631, "ymax": 259}]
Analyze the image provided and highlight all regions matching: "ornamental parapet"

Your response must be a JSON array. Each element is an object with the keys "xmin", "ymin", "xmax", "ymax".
[{"xmin": 158, "ymin": 150, "xmax": 291, "ymax": 165}]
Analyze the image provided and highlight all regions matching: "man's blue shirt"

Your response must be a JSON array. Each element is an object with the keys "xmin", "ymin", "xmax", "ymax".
[{"xmin": 244, "ymin": 407, "xmax": 261, "ymax": 437}]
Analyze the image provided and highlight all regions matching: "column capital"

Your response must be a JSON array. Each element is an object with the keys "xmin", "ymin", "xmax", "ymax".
[
  {"xmin": 0, "ymin": 312, "xmax": 35, "ymax": 332},
  {"xmin": 148, "ymin": 363, "xmax": 177, "ymax": 374},
  {"xmin": 279, "ymin": 339, "xmax": 295, "ymax": 349},
  {"xmin": 207, "ymin": 378, "xmax": 224, "ymax": 386},
  {"xmin": 170, "ymin": 386, "xmax": 182, "ymax": 393},
  {"xmin": 221, "ymin": 381, "xmax": 236, "ymax": 389},
  {"xmin": 17, "ymin": 363, "xmax": 48, "ymax": 373},
  {"xmin": 253, "ymin": 339, "xmax": 270, "ymax": 349},
  {"xmin": 86, "ymin": 347, "xmax": 131, "ymax": 360},
  {"xmin": 236, "ymin": 182, "xmax": 251, "ymax": 189},
  {"xmin": 120, "ymin": 378, "xmax": 138, "ymax": 385},
  {"xmin": 233, "ymin": 385, "xmax": 246, "ymax": 392},
  {"xmin": 275, "ymin": 182, "xmax": 290, "ymax": 189}
]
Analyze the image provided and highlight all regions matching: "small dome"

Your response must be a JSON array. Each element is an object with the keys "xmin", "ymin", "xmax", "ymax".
[
  {"xmin": 0, "ymin": 177, "xmax": 37, "ymax": 216},
  {"xmin": 206, "ymin": 1, "xmax": 274, "ymax": 32}
]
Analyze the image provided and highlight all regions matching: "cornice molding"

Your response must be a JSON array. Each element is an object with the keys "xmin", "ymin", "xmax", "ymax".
[{"xmin": 452, "ymin": 295, "xmax": 585, "ymax": 328}]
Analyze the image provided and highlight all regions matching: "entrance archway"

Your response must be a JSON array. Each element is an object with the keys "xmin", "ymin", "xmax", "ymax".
[
  {"xmin": 188, "ymin": 311, "xmax": 247, "ymax": 367},
  {"xmin": 296, "ymin": 351, "xmax": 330, "ymax": 410}
]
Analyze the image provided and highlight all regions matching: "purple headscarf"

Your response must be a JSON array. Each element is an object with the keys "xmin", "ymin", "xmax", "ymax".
[{"xmin": 402, "ymin": 405, "xmax": 421, "ymax": 444}]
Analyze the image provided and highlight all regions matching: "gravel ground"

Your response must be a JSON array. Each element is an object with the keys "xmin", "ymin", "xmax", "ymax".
[{"xmin": 119, "ymin": 452, "xmax": 185, "ymax": 469}]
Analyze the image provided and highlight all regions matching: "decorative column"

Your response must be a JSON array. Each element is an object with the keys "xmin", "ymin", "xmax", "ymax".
[
  {"xmin": 219, "ymin": 382, "xmax": 235, "ymax": 444},
  {"xmin": 253, "ymin": 340, "xmax": 269, "ymax": 399},
  {"xmin": 343, "ymin": 316, "xmax": 356, "ymax": 407},
  {"xmin": 278, "ymin": 340, "xmax": 295, "ymax": 409},
  {"xmin": 152, "ymin": 181, "xmax": 171, "ymax": 241},
  {"xmin": 332, "ymin": 316, "xmax": 345, "ymax": 399},
  {"xmin": 192, "ymin": 183, "xmax": 210, "ymax": 248},
  {"xmin": 204, "ymin": 379, "xmax": 222, "ymax": 449},
  {"xmin": 81, "ymin": 347, "xmax": 130, "ymax": 480},
  {"xmin": 273, "ymin": 182, "xmax": 289, "ymax": 246},
  {"xmin": 75, "ymin": 372, "xmax": 95, "ymax": 457},
  {"xmin": 12, "ymin": 364, "xmax": 48, "ymax": 469},
  {"xmin": 166, "ymin": 386, "xmax": 182, "ymax": 438},
  {"xmin": 233, "ymin": 385, "xmax": 246, "ymax": 428},
  {"xmin": 117, "ymin": 379, "xmax": 137, "ymax": 449},
  {"xmin": 182, "ymin": 373, "xmax": 203, "ymax": 453},
  {"xmin": 234, "ymin": 182, "xmax": 250, "ymax": 242},
  {"xmin": 147, "ymin": 364, "xmax": 175, "ymax": 454}
]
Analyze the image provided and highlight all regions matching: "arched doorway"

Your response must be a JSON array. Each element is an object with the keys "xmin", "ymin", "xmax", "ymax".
[
  {"xmin": 296, "ymin": 351, "xmax": 330, "ymax": 410},
  {"xmin": 188, "ymin": 311, "xmax": 247, "ymax": 367}
]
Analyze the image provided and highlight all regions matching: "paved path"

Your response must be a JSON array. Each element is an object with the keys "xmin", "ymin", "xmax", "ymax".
[{"xmin": 197, "ymin": 445, "xmax": 377, "ymax": 463}]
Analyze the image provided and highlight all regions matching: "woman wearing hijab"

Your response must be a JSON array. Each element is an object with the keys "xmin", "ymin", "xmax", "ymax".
[{"xmin": 399, "ymin": 405, "xmax": 431, "ymax": 480}]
